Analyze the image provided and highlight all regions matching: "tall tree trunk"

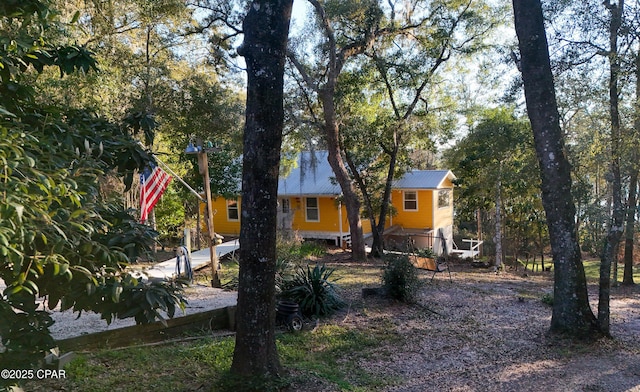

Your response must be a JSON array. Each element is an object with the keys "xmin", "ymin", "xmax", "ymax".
[
  {"xmin": 344, "ymin": 153, "xmax": 383, "ymax": 258},
  {"xmin": 623, "ymin": 168, "xmax": 638, "ymax": 285},
  {"xmin": 231, "ymin": 0, "xmax": 293, "ymax": 378},
  {"xmin": 372, "ymin": 146, "xmax": 399, "ymax": 257},
  {"xmin": 598, "ymin": 0, "xmax": 625, "ymax": 334},
  {"xmin": 623, "ymin": 51, "xmax": 640, "ymax": 286},
  {"xmin": 320, "ymin": 88, "xmax": 367, "ymax": 261},
  {"xmin": 367, "ymin": 52, "xmax": 436, "ymax": 258},
  {"xmin": 494, "ymin": 180, "xmax": 503, "ymax": 271},
  {"xmin": 285, "ymin": 0, "xmax": 370, "ymax": 261},
  {"xmin": 346, "ymin": 142, "xmax": 399, "ymax": 258},
  {"xmin": 513, "ymin": 0, "xmax": 602, "ymax": 339},
  {"xmin": 478, "ymin": 209, "xmax": 483, "ymax": 257}
]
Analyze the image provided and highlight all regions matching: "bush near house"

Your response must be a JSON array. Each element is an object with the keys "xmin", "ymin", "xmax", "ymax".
[{"xmin": 382, "ymin": 254, "xmax": 423, "ymax": 303}]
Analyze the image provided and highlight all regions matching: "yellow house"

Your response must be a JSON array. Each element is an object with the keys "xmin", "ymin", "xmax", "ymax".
[
  {"xmin": 386, "ymin": 170, "xmax": 456, "ymax": 255},
  {"xmin": 275, "ymin": 152, "xmax": 373, "ymax": 247},
  {"xmin": 209, "ymin": 151, "xmax": 456, "ymax": 253}
]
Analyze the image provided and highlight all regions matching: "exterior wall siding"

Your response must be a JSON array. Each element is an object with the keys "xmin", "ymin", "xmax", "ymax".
[
  {"xmin": 209, "ymin": 195, "xmax": 374, "ymax": 238},
  {"xmin": 433, "ymin": 191, "xmax": 454, "ymax": 230},
  {"xmin": 440, "ymin": 177, "xmax": 455, "ymax": 188},
  {"xmin": 290, "ymin": 196, "xmax": 340, "ymax": 232},
  {"xmin": 287, "ymin": 197, "xmax": 371, "ymax": 235},
  {"xmin": 208, "ymin": 188, "xmax": 449, "ymax": 239},
  {"xmin": 195, "ymin": 162, "xmax": 455, "ymax": 247},
  {"xmin": 390, "ymin": 189, "xmax": 434, "ymax": 230},
  {"xmin": 210, "ymin": 197, "xmax": 241, "ymax": 236}
]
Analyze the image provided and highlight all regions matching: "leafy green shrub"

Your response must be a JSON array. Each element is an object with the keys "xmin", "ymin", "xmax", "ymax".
[
  {"xmin": 276, "ymin": 233, "xmax": 326, "ymax": 263},
  {"xmin": 59, "ymin": 273, "xmax": 187, "ymax": 326},
  {"xmin": 283, "ymin": 264, "xmax": 345, "ymax": 318},
  {"xmin": 274, "ymin": 234, "xmax": 303, "ymax": 295},
  {"xmin": 96, "ymin": 204, "xmax": 159, "ymax": 263},
  {"xmin": 298, "ymin": 240, "xmax": 327, "ymax": 258},
  {"xmin": 275, "ymin": 234, "xmax": 328, "ymax": 296},
  {"xmin": 415, "ymin": 247, "xmax": 436, "ymax": 258},
  {"xmin": 0, "ymin": 4, "xmax": 190, "ymax": 387},
  {"xmin": 382, "ymin": 255, "xmax": 422, "ymax": 303}
]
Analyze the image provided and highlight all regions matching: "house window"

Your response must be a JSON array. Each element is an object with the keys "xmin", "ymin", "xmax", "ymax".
[
  {"xmin": 403, "ymin": 191, "xmax": 417, "ymax": 211},
  {"xmin": 281, "ymin": 198, "xmax": 290, "ymax": 213},
  {"xmin": 227, "ymin": 200, "xmax": 239, "ymax": 221},
  {"xmin": 305, "ymin": 197, "xmax": 319, "ymax": 221},
  {"xmin": 438, "ymin": 190, "xmax": 451, "ymax": 209}
]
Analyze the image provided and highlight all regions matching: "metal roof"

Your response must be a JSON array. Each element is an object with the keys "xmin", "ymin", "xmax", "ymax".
[
  {"xmin": 278, "ymin": 151, "xmax": 341, "ymax": 196},
  {"xmin": 277, "ymin": 151, "xmax": 455, "ymax": 196},
  {"xmin": 393, "ymin": 170, "xmax": 456, "ymax": 189}
]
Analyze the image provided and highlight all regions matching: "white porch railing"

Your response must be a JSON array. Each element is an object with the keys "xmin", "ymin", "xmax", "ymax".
[{"xmin": 451, "ymin": 239, "xmax": 483, "ymax": 258}]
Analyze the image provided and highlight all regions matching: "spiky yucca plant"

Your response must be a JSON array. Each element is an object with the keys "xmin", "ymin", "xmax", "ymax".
[{"xmin": 283, "ymin": 264, "xmax": 345, "ymax": 317}]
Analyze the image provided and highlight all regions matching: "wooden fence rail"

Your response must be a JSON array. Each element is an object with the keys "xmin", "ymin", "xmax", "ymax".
[{"xmin": 56, "ymin": 306, "xmax": 236, "ymax": 352}]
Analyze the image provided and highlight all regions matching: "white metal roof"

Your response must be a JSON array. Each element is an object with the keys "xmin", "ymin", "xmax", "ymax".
[
  {"xmin": 278, "ymin": 151, "xmax": 340, "ymax": 196},
  {"xmin": 393, "ymin": 170, "xmax": 456, "ymax": 189},
  {"xmin": 277, "ymin": 151, "xmax": 455, "ymax": 196}
]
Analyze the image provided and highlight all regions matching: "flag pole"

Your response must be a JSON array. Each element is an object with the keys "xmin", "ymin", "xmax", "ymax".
[{"xmin": 153, "ymin": 155, "xmax": 205, "ymax": 203}]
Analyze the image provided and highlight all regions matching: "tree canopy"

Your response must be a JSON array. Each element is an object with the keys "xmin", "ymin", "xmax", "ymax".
[{"xmin": 0, "ymin": 0, "xmax": 186, "ymax": 381}]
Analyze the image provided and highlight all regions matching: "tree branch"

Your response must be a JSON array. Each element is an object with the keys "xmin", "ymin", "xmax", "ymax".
[{"xmin": 287, "ymin": 51, "xmax": 320, "ymax": 93}]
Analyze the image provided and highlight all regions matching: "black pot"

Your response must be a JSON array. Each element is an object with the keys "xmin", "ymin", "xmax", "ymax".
[
  {"xmin": 276, "ymin": 300, "xmax": 303, "ymax": 332},
  {"xmin": 276, "ymin": 300, "xmax": 299, "ymax": 317}
]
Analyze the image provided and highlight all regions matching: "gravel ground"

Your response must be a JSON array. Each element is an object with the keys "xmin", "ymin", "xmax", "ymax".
[
  {"xmin": 329, "ymin": 262, "xmax": 640, "ymax": 392},
  {"xmin": 48, "ymin": 284, "xmax": 237, "ymax": 340}
]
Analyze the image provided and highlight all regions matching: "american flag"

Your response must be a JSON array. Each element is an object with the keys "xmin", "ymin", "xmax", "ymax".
[{"xmin": 140, "ymin": 163, "xmax": 172, "ymax": 222}]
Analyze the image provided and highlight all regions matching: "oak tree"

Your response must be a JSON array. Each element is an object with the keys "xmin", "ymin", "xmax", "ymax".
[
  {"xmin": 0, "ymin": 2, "xmax": 185, "ymax": 386},
  {"xmin": 512, "ymin": 0, "xmax": 603, "ymax": 339},
  {"xmin": 230, "ymin": 0, "xmax": 293, "ymax": 380},
  {"xmin": 288, "ymin": 0, "xmax": 497, "ymax": 259}
]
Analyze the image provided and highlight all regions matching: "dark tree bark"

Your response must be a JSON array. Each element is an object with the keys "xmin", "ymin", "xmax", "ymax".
[
  {"xmin": 321, "ymin": 91, "xmax": 367, "ymax": 261},
  {"xmin": 595, "ymin": 0, "xmax": 625, "ymax": 335},
  {"xmin": 344, "ymin": 151, "xmax": 384, "ymax": 257},
  {"xmin": 372, "ymin": 151, "xmax": 398, "ymax": 258},
  {"xmin": 513, "ymin": 0, "xmax": 602, "ymax": 339},
  {"xmin": 623, "ymin": 168, "xmax": 638, "ymax": 285},
  {"xmin": 623, "ymin": 51, "xmax": 640, "ymax": 286},
  {"xmin": 231, "ymin": 0, "xmax": 293, "ymax": 378}
]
